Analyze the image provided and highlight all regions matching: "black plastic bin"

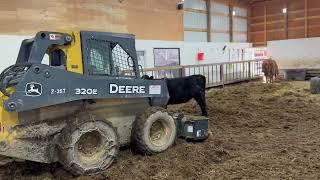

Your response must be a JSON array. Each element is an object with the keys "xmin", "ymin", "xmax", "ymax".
[{"xmin": 283, "ymin": 69, "xmax": 306, "ymax": 81}]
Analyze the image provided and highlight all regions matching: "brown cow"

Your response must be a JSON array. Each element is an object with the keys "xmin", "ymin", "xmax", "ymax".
[
  {"xmin": 271, "ymin": 59, "xmax": 279, "ymax": 80},
  {"xmin": 262, "ymin": 59, "xmax": 279, "ymax": 83}
]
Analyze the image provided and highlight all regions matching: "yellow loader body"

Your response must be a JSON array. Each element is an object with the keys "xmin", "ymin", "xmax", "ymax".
[
  {"xmin": 0, "ymin": 30, "xmax": 83, "ymax": 157},
  {"xmin": 0, "ymin": 91, "xmax": 18, "ymax": 143}
]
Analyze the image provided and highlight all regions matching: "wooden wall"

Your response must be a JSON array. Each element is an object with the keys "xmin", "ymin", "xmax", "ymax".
[
  {"xmin": 249, "ymin": 0, "xmax": 320, "ymax": 47},
  {"xmin": 0, "ymin": 0, "xmax": 183, "ymax": 41}
]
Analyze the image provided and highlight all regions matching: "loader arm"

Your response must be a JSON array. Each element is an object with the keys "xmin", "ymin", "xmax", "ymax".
[{"xmin": 3, "ymin": 64, "xmax": 169, "ymax": 112}]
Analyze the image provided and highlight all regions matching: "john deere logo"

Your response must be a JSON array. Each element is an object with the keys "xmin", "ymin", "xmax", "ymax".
[{"xmin": 25, "ymin": 82, "xmax": 42, "ymax": 97}]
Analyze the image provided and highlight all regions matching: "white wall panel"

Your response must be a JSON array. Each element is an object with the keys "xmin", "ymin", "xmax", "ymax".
[
  {"xmin": 234, "ymin": 34, "xmax": 247, "ymax": 42},
  {"xmin": 212, "ymin": 33, "xmax": 230, "ymax": 42},
  {"xmin": 0, "ymin": 35, "xmax": 252, "ymax": 72},
  {"xmin": 184, "ymin": 11, "xmax": 207, "ymax": 29},
  {"xmin": 184, "ymin": 0, "xmax": 207, "ymax": 11},
  {"xmin": 233, "ymin": 18, "xmax": 247, "ymax": 32},
  {"xmin": 136, "ymin": 40, "xmax": 251, "ymax": 68},
  {"xmin": 183, "ymin": 1, "xmax": 248, "ymax": 43},
  {"xmin": 233, "ymin": 7, "xmax": 247, "ymax": 17},
  {"xmin": 184, "ymin": 31, "xmax": 207, "ymax": 42},
  {"xmin": 211, "ymin": 2, "xmax": 229, "ymax": 14},
  {"xmin": 0, "ymin": 35, "xmax": 31, "ymax": 72},
  {"xmin": 212, "ymin": 16, "xmax": 229, "ymax": 30},
  {"xmin": 268, "ymin": 38, "xmax": 320, "ymax": 69}
]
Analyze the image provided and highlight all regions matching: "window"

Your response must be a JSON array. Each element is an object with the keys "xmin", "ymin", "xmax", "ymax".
[
  {"xmin": 153, "ymin": 48, "xmax": 181, "ymax": 78},
  {"xmin": 90, "ymin": 48, "xmax": 111, "ymax": 75},
  {"xmin": 154, "ymin": 48, "xmax": 180, "ymax": 67},
  {"xmin": 87, "ymin": 39, "xmax": 112, "ymax": 75},
  {"xmin": 112, "ymin": 44, "xmax": 134, "ymax": 76},
  {"xmin": 86, "ymin": 39, "xmax": 135, "ymax": 77},
  {"xmin": 137, "ymin": 51, "xmax": 145, "ymax": 68}
]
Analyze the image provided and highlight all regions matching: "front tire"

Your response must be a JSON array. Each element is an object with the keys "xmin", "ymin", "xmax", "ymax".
[
  {"xmin": 131, "ymin": 107, "xmax": 177, "ymax": 155},
  {"xmin": 58, "ymin": 121, "xmax": 118, "ymax": 175}
]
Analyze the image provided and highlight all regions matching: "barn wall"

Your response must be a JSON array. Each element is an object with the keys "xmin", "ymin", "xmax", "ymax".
[
  {"xmin": 136, "ymin": 41, "xmax": 251, "ymax": 68},
  {"xmin": 183, "ymin": 0, "xmax": 248, "ymax": 42},
  {"xmin": 0, "ymin": 0, "xmax": 251, "ymax": 42},
  {"xmin": 249, "ymin": 0, "xmax": 320, "ymax": 47},
  {"xmin": 183, "ymin": 0, "xmax": 208, "ymax": 42},
  {"xmin": 268, "ymin": 37, "xmax": 320, "ymax": 69},
  {"xmin": 0, "ymin": 0, "xmax": 183, "ymax": 41}
]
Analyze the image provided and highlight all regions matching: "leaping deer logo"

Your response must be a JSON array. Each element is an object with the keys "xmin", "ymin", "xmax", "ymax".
[{"xmin": 26, "ymin": 82, "xmax": 42, "ymax": 97}]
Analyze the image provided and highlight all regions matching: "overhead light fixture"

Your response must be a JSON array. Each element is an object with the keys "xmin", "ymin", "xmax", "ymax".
[
  {"xmin": 177, "ymin": 0, "xmax": 184, "ymax": 10},
  {"xmin": 282, "ymin": 8, "xmax": 287, "ymax": 14},
  {"xmin": 232, "ymin": 10, "xmax": 236, "ymax": 16}
]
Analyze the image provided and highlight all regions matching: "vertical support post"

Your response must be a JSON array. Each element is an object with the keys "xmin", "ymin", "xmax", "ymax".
[
  {"xmin": 241, "ymin": 49, "xmax": 244, "ymax": 61},
  {"xmin": 207, "ymin": 66, "xmax": 210, "ymax": 85},
  {"xmin": 247, "ymin": 6, "xmax": 251, "ymax": 42},
  {"xmin": 229, "ymin": 4, "xmax": 234, "ymax": 42},
  {"xmin": 215, "ymin": 65, "xmax": 218, "ymax": 84},
  {"xmin": 206, "ymin": 0, "xmax": 212, "ymax": 42},
  {"xmin": 220, "ymin": 65, "xmax": 224, "ymax": 87},
  {"xmin": 284, "ymin": 3, "xmax": 288, "ymax": 39},
  {"xmin": 211, "ymin": 65, "xmax": 214, "ymax": 85},
  {"xmin": 181, "ymin": 66, "xmax": 186, "ymax": 77},
  {"xmin": 242, "ymin": 61, "xmax": 245, "ymax": 79},
  {"xmin": 305, "ymin": 0, "xmax": 308, "ymax": 38},
  {"xmin": 225, "ymin": 63, "xmax": 228, "ymax": 83},
  {"xmin": 264, "ymin": 5, "xmax": 267, "ymax": 45},
  {"xmin": 248, "ymin": 61, "xmax": 251, "ymax": 79},
  {"xmin": 232, "ymin": 62, "xmax": 235, "ymax": 80}
]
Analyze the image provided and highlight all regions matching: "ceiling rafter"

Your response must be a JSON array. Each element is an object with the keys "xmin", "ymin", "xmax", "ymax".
[{"xmin": 242, "ymin": 0, "xmax": 272, "ymax": 5}]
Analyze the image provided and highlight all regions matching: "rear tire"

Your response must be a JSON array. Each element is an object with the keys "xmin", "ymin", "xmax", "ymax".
[
  {"xmin": 131, "ymin": 107, "xmax": 177, "ymax": 155},
  {"xmin": 58, "ymin": 121, "xmax": 118, "ymax": 176}
]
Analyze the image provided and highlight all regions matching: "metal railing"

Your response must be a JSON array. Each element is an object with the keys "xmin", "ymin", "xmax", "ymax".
[{"xmin": 141, "ymin": 59, "xmax": 264, "ymax": 88}]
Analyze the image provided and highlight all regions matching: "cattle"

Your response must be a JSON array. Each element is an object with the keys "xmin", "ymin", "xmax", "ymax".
[
  {"xmin": 142, "ymin": 75, "xmax": 208, "ymax": 116},
  {"xmin": 262, "ymin": 59, "xmax": 279, "ymax": 83}
]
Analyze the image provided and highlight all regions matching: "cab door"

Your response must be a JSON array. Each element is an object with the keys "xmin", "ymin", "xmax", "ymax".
[{"xmin": 80, "ymin": 31, "xmax": 139, "ymax": 78}]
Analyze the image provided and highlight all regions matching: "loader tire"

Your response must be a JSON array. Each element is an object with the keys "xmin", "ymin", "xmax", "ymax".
[
  {"xmin": 58, "ymin": 121, "xmax": 118, "ymax": 176},
  {"xmin": 131, "ymin": 107, "xmax": 177, "ymax": 155}
]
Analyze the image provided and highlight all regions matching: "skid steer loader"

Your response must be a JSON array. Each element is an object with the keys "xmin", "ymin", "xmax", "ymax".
[{"xmin": 0, "ymin": 30, "xmax": 208, "ymax": 175}]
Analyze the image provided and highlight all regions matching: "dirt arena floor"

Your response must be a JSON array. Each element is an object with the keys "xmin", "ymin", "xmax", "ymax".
[{"xmin": 0, "ymin": 81, "xmax": 320, "ymax": 179}]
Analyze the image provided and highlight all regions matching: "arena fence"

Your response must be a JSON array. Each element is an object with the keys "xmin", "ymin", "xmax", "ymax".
[{"xmin": 141, "ymin": 59, "xmax": 264, "ymax": 88}]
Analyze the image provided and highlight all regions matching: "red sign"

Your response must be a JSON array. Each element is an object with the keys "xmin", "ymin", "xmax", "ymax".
[
  {"xmin": 197, "ymin": 52, "xmax": 204, "ymax": 61},
  {"xmin": 254, "ymin": 48, "xmax": 269, "ymax": 59}
]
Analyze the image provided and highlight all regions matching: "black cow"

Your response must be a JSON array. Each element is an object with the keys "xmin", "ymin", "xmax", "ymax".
[{"xmin": 142, "ymin": 75, "xmax": 208, "ymax": 116}]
